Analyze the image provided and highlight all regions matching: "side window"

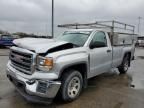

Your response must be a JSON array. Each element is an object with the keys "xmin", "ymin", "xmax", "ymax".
[{"xmin": 90, "ymin": 32, "xmax": 107, "ymax": 49}]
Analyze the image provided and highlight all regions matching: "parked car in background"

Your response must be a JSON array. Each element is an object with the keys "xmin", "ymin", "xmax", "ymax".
[{"xmin": 0, "ymin": 34, "xmax": 14, "ymax": 47}]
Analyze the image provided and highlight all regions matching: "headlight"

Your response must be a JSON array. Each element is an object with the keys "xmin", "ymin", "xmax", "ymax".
[{"xmin": 37, "ymin": 56, "xmax": 53, "ymax": 71}]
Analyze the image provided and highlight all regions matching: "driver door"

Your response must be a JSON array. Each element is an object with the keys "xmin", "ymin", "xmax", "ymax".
[{"xmin": 89, "ymin": 31, "xmax": 112, "ymax": 78}]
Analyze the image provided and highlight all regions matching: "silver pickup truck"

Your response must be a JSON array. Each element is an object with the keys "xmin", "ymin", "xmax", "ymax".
[{"xmin": 6, "ymin": 21, "xmax": 136, "ymax": 104}]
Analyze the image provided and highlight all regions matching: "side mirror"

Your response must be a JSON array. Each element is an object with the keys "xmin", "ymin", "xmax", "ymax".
[{"xmin": 90, "ymin": 41, "xmax": 106, "ymax": 49}]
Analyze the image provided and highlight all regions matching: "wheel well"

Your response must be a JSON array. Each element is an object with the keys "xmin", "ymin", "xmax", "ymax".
[
  {"xmin": 60, "ymin": 63, "xmax": 87, "ymax": 79},
  {"xmin": 59, "ymin": 63, "xmax": 88, "ymax": 88},
  {"xmin": 124, "ymin": 52, "xmax": 131, "ymax": 66}
]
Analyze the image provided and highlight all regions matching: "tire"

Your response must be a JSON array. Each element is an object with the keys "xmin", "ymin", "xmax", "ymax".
[
  {"xmin": 60, "ymin": 70, "xmax": 83, "ymax": 102},
  {"xmin": 118, "ymin": 55, "xmax": 130, "ymax": 74}
]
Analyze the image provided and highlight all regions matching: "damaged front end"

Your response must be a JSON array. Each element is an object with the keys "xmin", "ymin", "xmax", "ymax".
[
  {"xmin": 7, "ymin": 60, "xmax": 61, "ymax": 104},
  {"xmin": 7, "ymin": 38, "xmax": 81, "ymax": 104},
  {"xmin": 6, "ymin": 46, "xmax": 63, "ymax": 104}
]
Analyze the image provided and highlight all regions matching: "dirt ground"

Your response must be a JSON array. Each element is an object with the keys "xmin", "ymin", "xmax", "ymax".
[{"xmin": 0, "ymin": 48, "xmax": 144, "ymax": 108}]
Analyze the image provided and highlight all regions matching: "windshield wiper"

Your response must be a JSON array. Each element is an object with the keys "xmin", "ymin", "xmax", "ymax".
[
  {"xmin": 66, "ymin": 33, "xmax": 88, "ymax": 35},
  {"xmin": 71, "ymin": 43, "xmax": 80, "ymax": 47}
]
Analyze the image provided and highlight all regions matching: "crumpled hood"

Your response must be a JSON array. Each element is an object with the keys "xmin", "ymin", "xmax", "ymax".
[{"xmin": 13, "ymin": 38, "xmax": 69, "ymax": 53}]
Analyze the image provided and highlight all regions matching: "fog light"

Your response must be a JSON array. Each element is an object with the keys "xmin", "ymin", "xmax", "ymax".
[{"xmin": 37, "ymin": 81, "xmax": 48, "ymax": 94}]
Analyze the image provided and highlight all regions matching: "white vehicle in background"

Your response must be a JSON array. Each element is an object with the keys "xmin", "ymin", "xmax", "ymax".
[
  {"xmin": 6, "ymin": 21, "xmax": 136, "ymax": 104},
  {"xmin": 138, "ymin": 37, "xmax": 144, "ymax": 47}
]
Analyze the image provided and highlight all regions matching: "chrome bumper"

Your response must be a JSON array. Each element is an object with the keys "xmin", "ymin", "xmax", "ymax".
[{"xmin": 6, "ymin": 63, "xmax": 61, "ymax": 104}]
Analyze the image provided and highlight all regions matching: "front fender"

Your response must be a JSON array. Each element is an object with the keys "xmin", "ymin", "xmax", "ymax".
[{"xmin": 55, "ymin": 52, "xmax": 89, "ymax": 77}]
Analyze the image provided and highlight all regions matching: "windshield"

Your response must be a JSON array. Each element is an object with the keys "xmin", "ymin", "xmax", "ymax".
[{"xmin": 56, "ymin": 31, "xmax": 91, "ymax": 47}]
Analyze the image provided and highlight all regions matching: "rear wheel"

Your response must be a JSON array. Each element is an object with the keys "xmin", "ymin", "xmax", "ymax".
[
  {"xmin": 60, "ymin": 70, "xmax": 83, "ymax": 102},
  {"xmin": 118, "ymin": 55, "xmax": 130, "ymax": 74}
]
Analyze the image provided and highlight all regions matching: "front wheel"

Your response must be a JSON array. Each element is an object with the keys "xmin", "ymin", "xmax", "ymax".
[
  {"xmin": 118, "ymin": 55, "xmax": 129, "ymax": 74},
  {"xmin": 60, "ymin": 70, "xmax": 83, "ymax": 102}
]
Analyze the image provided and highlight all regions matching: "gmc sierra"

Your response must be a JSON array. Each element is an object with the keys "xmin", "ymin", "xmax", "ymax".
[{"xmin": 6, "ymin": 21, "xmax": 136, "ymax": 104}]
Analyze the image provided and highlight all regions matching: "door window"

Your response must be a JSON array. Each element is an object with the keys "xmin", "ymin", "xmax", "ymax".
[{"xmin": 90, "ymin": 32, "xmax": 107, "ymax": 48}]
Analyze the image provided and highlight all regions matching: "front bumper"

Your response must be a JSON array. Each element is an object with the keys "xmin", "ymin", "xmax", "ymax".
[{"xmin": 6, "ymin": 63, "xmax": 61, "ymax": 104}]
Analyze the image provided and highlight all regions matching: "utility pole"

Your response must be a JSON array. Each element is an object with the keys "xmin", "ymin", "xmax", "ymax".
[
  {"xmin": 138, "ymin": 17, "xmax": 142, "ymax": 35},
  {"xmin": 52, "ymin": 0, "xmax": 54, "ymax": 38}
]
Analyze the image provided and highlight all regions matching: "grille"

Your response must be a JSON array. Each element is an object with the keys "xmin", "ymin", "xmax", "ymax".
[{"xmin": 10, "ymin": 50, "xmax": 34, "ymax": 75}]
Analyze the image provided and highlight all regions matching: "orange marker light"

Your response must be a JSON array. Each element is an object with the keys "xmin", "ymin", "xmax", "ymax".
[{"xmin": 44, "ymin": 58, "xmax": 53, "ymax": 68}]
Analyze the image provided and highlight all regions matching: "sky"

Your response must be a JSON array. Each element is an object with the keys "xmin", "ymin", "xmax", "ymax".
[{"xmin": 0, "ymin": 0, "xmax": 144, "ymax": 36}]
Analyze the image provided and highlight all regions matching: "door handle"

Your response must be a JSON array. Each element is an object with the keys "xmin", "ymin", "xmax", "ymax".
[{"xmin": 107, "ymin": 49, "xmax": 111, "ymax": 53}]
